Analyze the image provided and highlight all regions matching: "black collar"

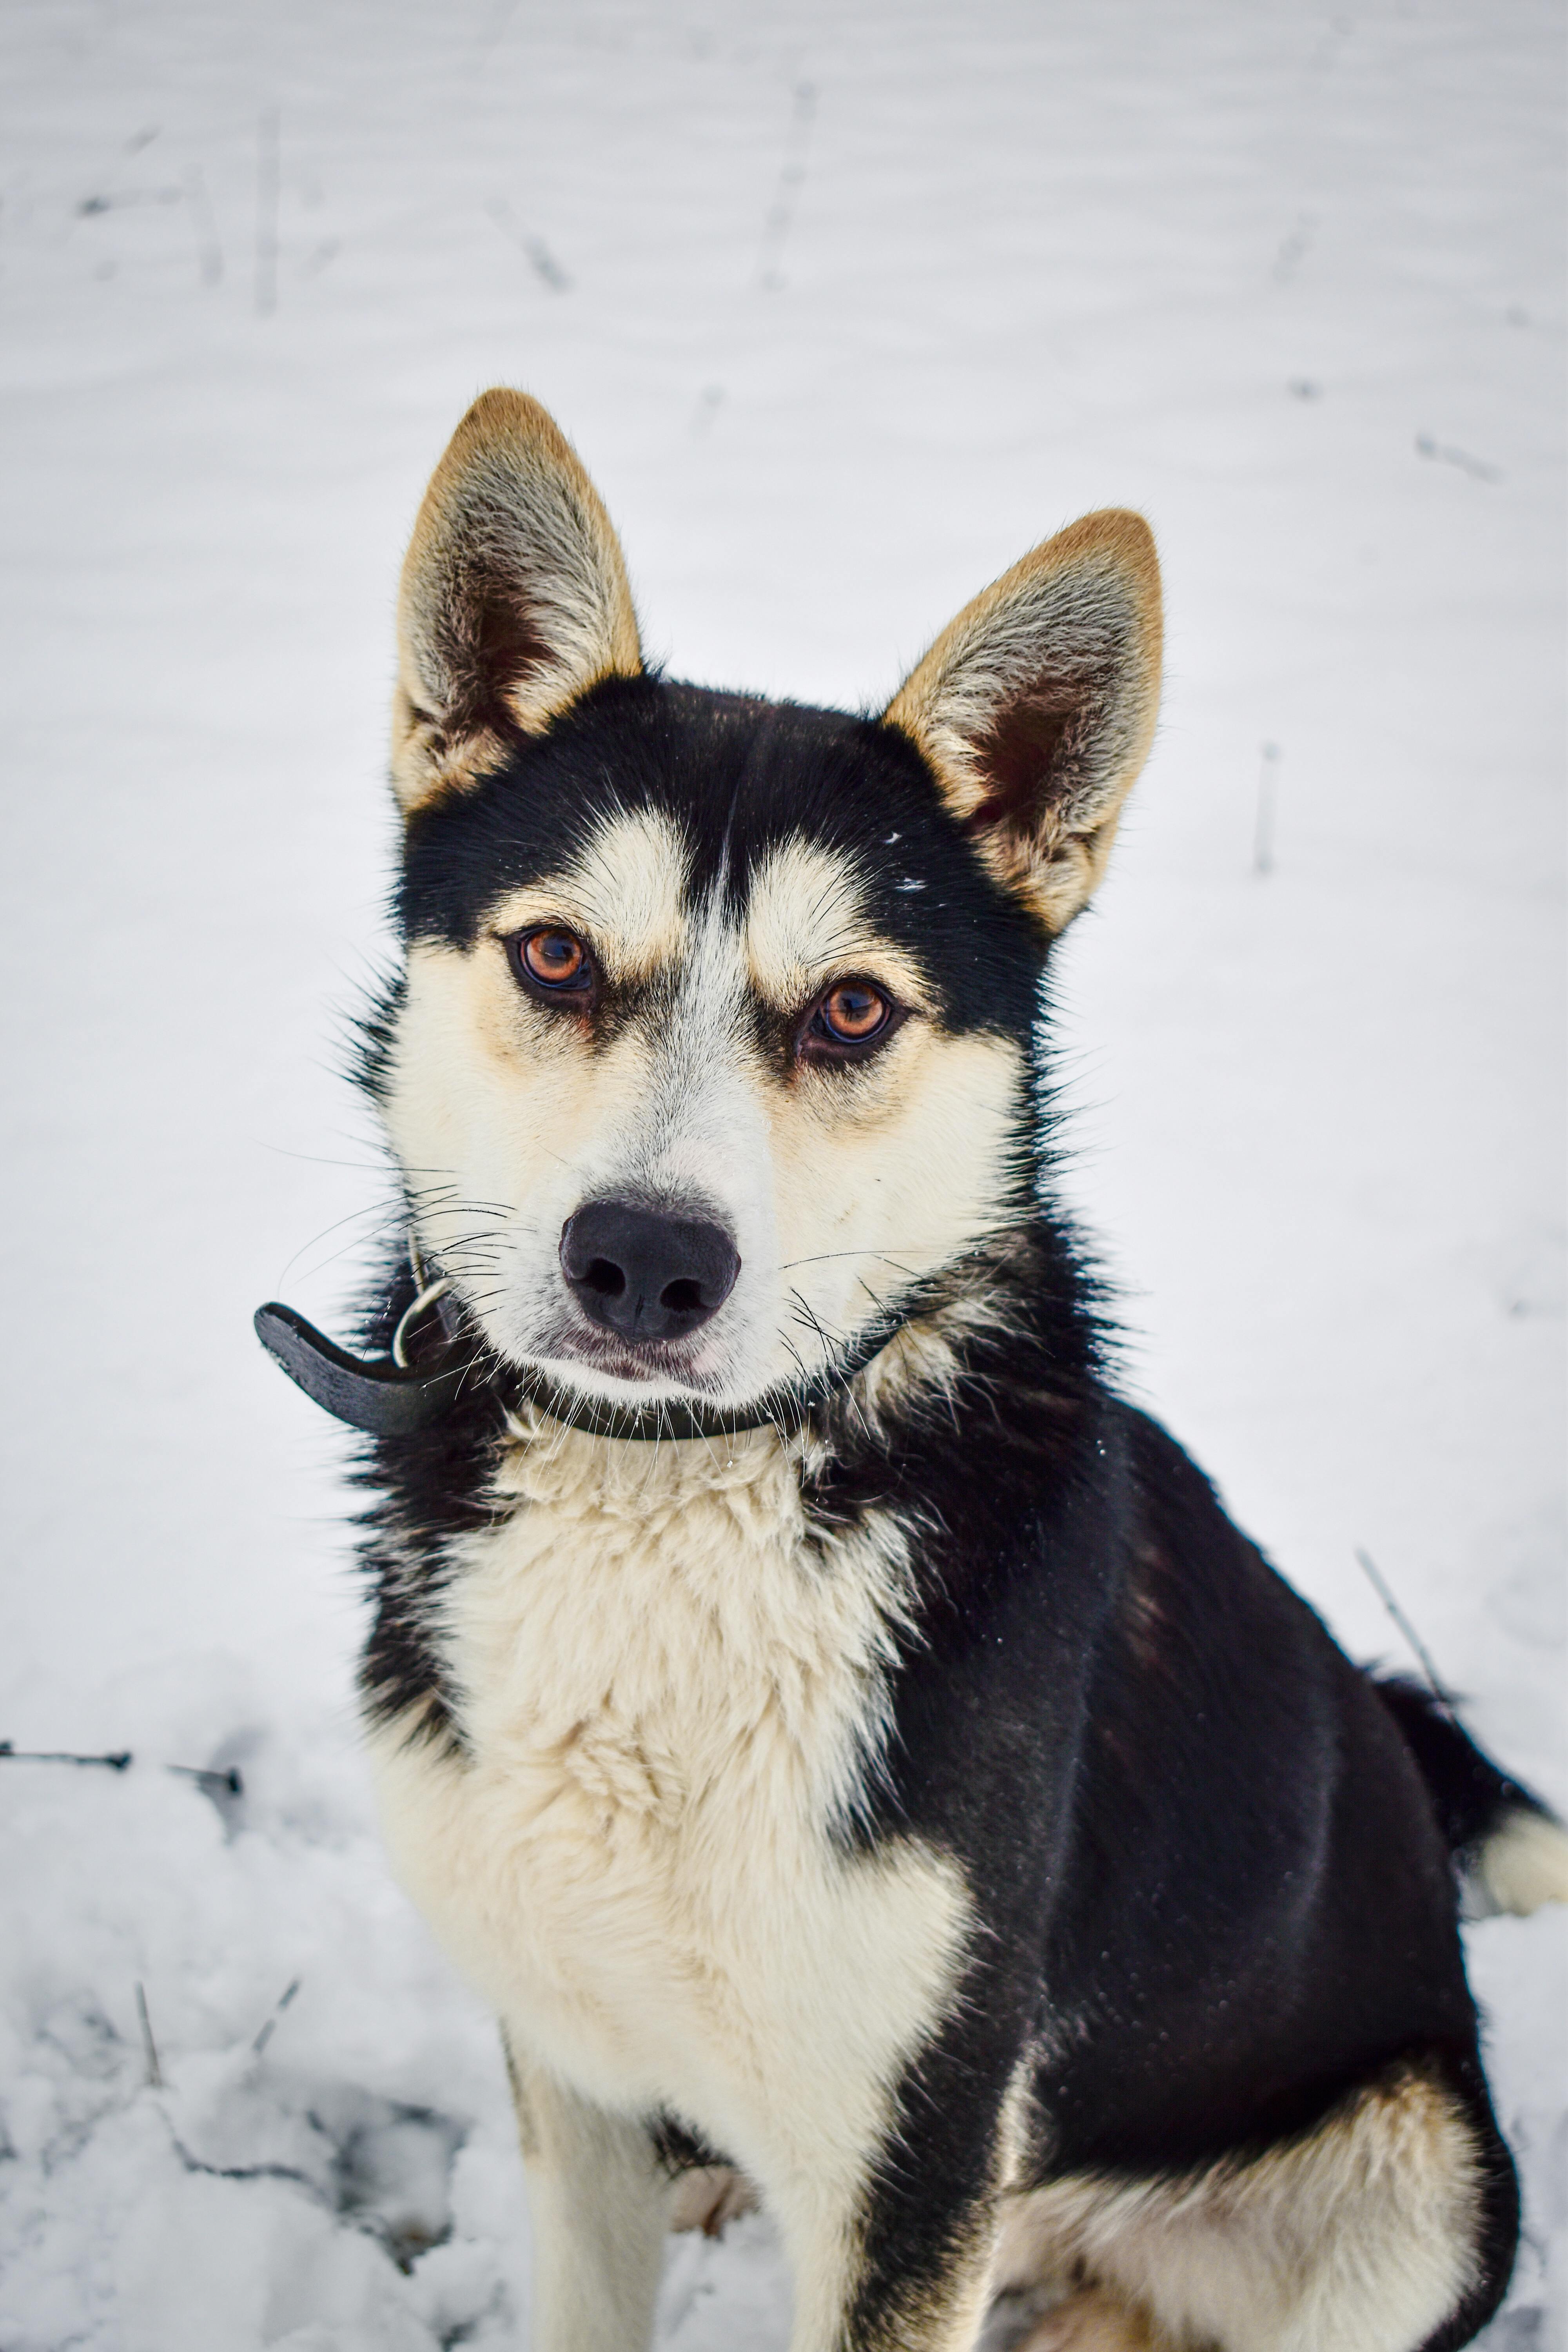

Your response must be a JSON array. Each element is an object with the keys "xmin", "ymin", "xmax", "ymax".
[{"xmin": 254, "ymin": 1294, "xmax": 902, "ymax": 1444}]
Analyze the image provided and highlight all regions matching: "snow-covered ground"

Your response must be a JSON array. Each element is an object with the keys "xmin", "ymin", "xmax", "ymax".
[{"xmin": 0, "ymin": 1, "xmax": 1562, "ymax": 2344}]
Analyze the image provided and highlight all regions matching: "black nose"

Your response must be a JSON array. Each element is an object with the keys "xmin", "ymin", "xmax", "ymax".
[{"xmin": 559, "ymin": 1201, "xmax": 740, "ymax": 1345}]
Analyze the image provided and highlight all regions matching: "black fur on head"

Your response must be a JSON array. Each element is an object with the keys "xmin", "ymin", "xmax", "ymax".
[{"xmin": 397, "ymin": 676, "xmax": 1048, "ymax": 1043}]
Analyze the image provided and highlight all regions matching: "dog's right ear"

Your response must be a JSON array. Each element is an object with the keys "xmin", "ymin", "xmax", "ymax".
[{"xmin": 391, "ymin": 389, "xmax": 643, "ymax": 816}]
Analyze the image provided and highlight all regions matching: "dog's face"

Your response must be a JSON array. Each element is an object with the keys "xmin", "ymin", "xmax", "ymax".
[
  {"xmin": 388, "ymin": 691, "xmax": 1047, "ymax": 1410},
  {"xmin": 374, "ymin": 393, "xmax": 1161, "ymax": 1417}
]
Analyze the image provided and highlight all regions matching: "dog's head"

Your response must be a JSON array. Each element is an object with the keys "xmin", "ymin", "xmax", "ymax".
[{"xmin": 369, "ymin": 390, "xmax": 1160, "ymax": 1419}]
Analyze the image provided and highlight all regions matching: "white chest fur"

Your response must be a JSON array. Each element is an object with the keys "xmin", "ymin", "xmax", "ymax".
[{"xmin": 366, "ymin": 1420, "xmax": 971, "ymax": 2195}]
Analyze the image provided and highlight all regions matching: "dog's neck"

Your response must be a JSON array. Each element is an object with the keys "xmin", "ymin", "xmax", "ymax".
[{"xmin": 497, "ymin": 1404, "xmax": 799, "ymax": 1517}]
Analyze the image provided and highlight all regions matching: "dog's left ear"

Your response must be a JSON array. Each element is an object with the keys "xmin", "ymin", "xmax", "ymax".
[
  {"xmin": 884, "ymin": 511, "xmax": 1161, "ymax": 931},
  {"xmin": 391, "ymin": 388, "xmax": 643, "ymax": 816}
]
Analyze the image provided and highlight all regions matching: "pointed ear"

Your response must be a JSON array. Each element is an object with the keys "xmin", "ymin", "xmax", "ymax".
[
  {"xmin": 884, "ymin": 511, "xmax": 1162, "ymax": 931},
  {"xmin": 391, "ymin": 389, "xmax": 643, "ymax": 816}
]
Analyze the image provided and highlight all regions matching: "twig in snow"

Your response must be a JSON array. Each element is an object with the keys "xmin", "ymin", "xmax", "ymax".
[
  {"xmin": 135, "ymin": 1982, "xmax": 163, "ymax": 2089},
  {"xmin": 185, "ymin": 165, "xmax": 222, "ymax": 287},
  {"xmin": 472, "ymin": 0, "xmax": 519, "ymax": 69},
  {"xmin": 756, "ymin": 80, "xmax": 817, "ymax": 292},
  {"xmin": 485, "ymin": 198, "xmax": 572, "ymax": 292},
  {"xmin": 256, "ymin": 107, "xmax": 280, "ymax": 317},
  {"xmin": 1253, "ymin": 742, "xmax": 1280, "ymax": 876},
  {"xmin": 1271, "ymin": 214, "xmax": 1314, "ymax": 284},
  {"xmin": 167, "ymin": 1763, "xmax": 244, "ymax": 1798},
  {"xmin": 1415, "ymin": 434, "xmax": 1500, "ymax": 484},
  {"xmin": 163, "ymin": 2106, "xmax": 329, "ymax": 2203},
  {"xmin": 252, "ymin": 1976, "xmax": 303, "ymax": 2056},
  {"xmin": 78, "ymin": 187, "xmax": 182, "ymax": 216},
  {"xmin": 1354, "ymin": 1548, "xmax": 1454, "ymax": 1706},
  {"xmin": 0, "ymin": 1739, "xmax": 132, "ymax": 1770},
  {"xmin": 75, "ymin": 125, "xmax": 161, "ymax": 221}
]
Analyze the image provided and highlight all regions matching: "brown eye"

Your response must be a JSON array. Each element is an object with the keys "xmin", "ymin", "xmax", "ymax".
[
  {"xmin": 822, "ymin": 982, "xmax": 888, "ymax": 1041},
  {"xmin": 817, "ymin": 980, "xmax": 893, "ymax": 1047},
  {"xmin": 514, "ymin": 927, "xmax": 592, "ymax": 994}
]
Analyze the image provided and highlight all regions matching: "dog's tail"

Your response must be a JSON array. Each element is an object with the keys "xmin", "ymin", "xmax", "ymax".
[{"xmin": 1372, "ymin": 1673, "xmax": 1568, "ymax": 1919}]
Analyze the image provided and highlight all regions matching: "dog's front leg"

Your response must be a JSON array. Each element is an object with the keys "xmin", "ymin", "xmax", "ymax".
[
  {"xmin": 503, "ymin": 2033, "xmax": 670, "ymax": 2352},
  {"xmin": 776, "ymin": 2134, "xmax": 1005, "ymax": 2352}
]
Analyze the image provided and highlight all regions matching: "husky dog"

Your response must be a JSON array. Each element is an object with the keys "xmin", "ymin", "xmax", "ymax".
[{"xmin": 263, "ymin": 390, "xmax": 1567, "ymax": 2351}]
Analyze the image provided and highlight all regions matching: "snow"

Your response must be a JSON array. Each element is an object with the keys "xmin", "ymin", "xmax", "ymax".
[{"xmin": 0, "ymin": 0, "xmax": 1562, "ymax": 2343}]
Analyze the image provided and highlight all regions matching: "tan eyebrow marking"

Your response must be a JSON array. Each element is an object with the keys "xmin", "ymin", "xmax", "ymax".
[
  {"xmin": 485, "ymin": 806, "xmax": 691, "ymax": 982},
  {"xmin": 745, "ymin": 836, "xmax": 932, "ymax": 1009}
]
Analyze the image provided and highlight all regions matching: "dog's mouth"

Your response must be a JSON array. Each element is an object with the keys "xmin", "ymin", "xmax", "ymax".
[
  {"xmin": 531, "ymin": 1321, "xmax": 729, "ymax": 1397},
  {"xmin": 500, "ymin": 1301, "xmax": 812, "ymax": 1442}
]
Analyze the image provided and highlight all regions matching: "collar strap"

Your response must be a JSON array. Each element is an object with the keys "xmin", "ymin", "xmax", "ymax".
[
  {"xmin": 254, "ymin": 1295, "xmax": 902, "ymax": 1443},
  {"xmin": 254, "ymin": 1301, "xmax": 476, "ymax": 1438}
]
